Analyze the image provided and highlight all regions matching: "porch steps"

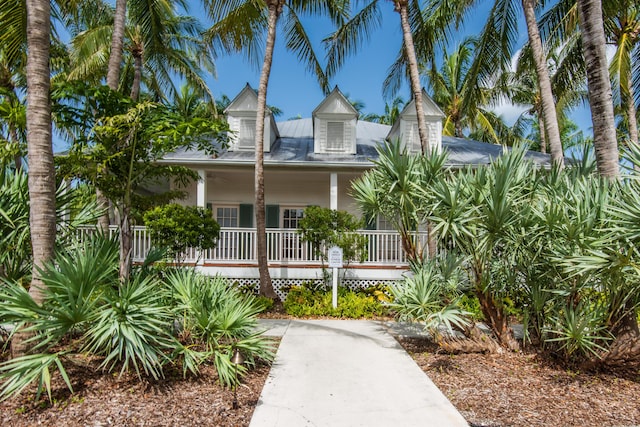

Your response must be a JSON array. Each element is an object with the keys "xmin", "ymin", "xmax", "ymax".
[{"xmin": 250, "ymin": 319, "xmax": 468, "ymax": 427}]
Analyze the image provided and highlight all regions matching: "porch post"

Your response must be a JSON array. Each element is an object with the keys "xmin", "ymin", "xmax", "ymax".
[
  {"xmin": 196, "ymin": 169, "xmax": 207, "ymax": 208},
  {"xmin": 330, "ymin": 172, "xmax": 338, "ymax": 210},
  {"xmin": 196, "ymin": 170, "xmax": 207, "ymax": 266}
]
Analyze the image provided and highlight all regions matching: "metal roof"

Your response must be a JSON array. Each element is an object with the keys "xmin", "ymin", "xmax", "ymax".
[{"xmin": 160, "ymin": 118, "xmax": 551, "ymax": 168}]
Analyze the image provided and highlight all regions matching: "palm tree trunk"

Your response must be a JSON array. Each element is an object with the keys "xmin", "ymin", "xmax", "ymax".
[
  {"xmin": 98, "ymin": 0, "xmax": 128, "ymax": 231},
  {"xmin": 395, "ymin": 0, "xmax": 430, "ymax": 154},
  {"xmin": 254, "ymin": 0, "xmax": 282, "ymax": 300},
  {"xmin": 522, "ymin": 0, "xmax": 564, "ymax": 168},
  {"xmin": 118, "ymin": 204, "xmax": 132, "ymax": 283},
  {"xmin": 107, "ymin": 0, "xmax": 127, "ymax": 91},
  {"xmin": 14, "ymin": 0, "xmax": 55, "ymax": 357},
  {"xmin": 577, "ymin": 0, "xmax": 619, "ymax": 178},
  {"xmin": 538, "ymin": 113, "xmax": 547, "ymax": 153},
  {"xmin": 130, "ymin": 51, "xmax": 143, "ymax": 101},
  {"xmin": 25, "ymin": 0, "xmax": 54, "ymax": 305},
  {"xmin": 626, "ymin": 82, "xmax": 638, "ymax": 147}
]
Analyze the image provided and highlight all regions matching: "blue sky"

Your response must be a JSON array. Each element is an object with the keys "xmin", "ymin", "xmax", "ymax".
[{"xmin": 195, "ymin": 1, "xmax": 592, "ymax": 133}]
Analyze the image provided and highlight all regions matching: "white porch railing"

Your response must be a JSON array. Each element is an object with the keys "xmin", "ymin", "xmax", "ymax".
[{"xmin": 78, "ymin": 226, "xmax": 429, "ymax": 266}]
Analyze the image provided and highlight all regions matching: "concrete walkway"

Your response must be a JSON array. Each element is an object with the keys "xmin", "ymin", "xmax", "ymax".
[{"xmin": 250, "ymin": 319, "xmax": 468, "ymax": 427}]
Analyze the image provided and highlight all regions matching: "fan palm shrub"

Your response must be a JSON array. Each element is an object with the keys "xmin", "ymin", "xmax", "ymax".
[
  {"xmin": 0, "ymin": 167, "xmax": 102, "ymax": 283},
  {"xmin": 0, "ymin": 234, "xmax": 273, "ymax": 401},
  {"xmin": 388, "ymin": 255, "xmax": 469, "ymax": 342},
  {"xmin": 164, "ymin": 269, "xmax": 274, "ymax": 387}
]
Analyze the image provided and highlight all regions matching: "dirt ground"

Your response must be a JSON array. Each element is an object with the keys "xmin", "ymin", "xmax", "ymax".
[
  {"xmin": 399, "ymin": 337, "xmax": 640, "ymax": 427},
  {"xmin": 2, "ymin": 329, "xmax": 640, "ymax": 426},
  {"xmin": 0, "ymin": 354, "xmax": 271, "ymax": 427}
]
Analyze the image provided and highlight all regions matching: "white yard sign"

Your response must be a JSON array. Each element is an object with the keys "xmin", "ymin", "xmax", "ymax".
[
  {"xmin": 327, "ymin": 246, "xmax": 343, "ymax": 308},
  {"xmin": 328, "ymin": 246, "xmax": 343, "ymax": 268}
]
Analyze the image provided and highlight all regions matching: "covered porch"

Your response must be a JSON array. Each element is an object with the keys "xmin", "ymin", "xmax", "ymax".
[{"xmin": 81, "ymin": 225, "xmax": 427, "ymax": 299}]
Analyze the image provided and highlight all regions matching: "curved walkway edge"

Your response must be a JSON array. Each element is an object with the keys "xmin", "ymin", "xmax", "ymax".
[{"xmin": 250, "ymin": 319, "xmax": 468, "ymax": 427}]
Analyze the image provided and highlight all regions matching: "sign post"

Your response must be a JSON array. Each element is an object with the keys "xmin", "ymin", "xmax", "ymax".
[{"xmin": 327, "ymin": 246, "xmax": 343, "ymax": 308}]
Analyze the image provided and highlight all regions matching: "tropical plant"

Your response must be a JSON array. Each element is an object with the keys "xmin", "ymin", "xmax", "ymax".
[
  {"xmin": 0, "ymin": 167, "xmax": 102, "ymax": 284},
  {"xmin": 427, "ymin": 38, "xmax": 519, "ymax": 145},
  {"xmin": 283, "ymin": 285, "xmax": 387, "ymax": 318},
  {"xmin": 352, "ymin": 140, "xmax": 447, "ymax": 264},
  {"xmin": 163, "ymin": 269, "xmax": 274, "ymax": 386},
  {"xmin": 57, "ymin": 87, "xmax": 229, "ymax": 282},
  {"xmin": 388, "ymin": 258, "xmax": 469, "ymax": 341},
  {"xmin": 66, "ymin": 0, "xmax": 215, "ymax": 104},
  {"xmin": 0, "ymin": 234, "xmax": 274, "ymax": 401},
  {"xmin": 360, "ymin": 97, "xmax": 405, "ymax": 125}
]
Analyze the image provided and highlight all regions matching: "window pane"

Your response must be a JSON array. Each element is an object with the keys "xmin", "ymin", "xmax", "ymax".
[
  {"xmin": 327, "ymin": 122, "xmax": 344, "ymax": 151},
  {"xmin": 216, "ymin": 206, "xmax": 238, "ymax": 228},
  {"xmin": 282, "ymin": 208, "xmax": 304, "ymax": 229},
  {"xmin": 240, "ymin": 119, "xmax": 256, "ymax": 147}
]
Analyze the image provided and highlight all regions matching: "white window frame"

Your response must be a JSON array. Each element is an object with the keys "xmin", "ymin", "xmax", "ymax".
[
  {"xmin": 281, "ymin": 207, "xmax": 305, "ymax": 229},
  {"xmin": 214, "ymin": 205, "xmax": 239, "ymax": 228}
]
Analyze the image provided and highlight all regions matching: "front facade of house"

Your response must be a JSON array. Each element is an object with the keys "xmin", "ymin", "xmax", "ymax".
[{"xmin": 150, "ymin": 85, "xmax": 550, "ymax": 296}]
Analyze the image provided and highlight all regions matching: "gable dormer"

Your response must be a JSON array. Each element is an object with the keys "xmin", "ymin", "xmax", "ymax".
[
  {"xmin": 387, "ymin": 89, "xmax": 445, "ymax": 154},
  {"xmin": 312, "ymin": 86, "xmax": 358, "ymax": 155},
  {"xmin": 224, "ymin": 83, "xmax": 279, "ymax": 152}
]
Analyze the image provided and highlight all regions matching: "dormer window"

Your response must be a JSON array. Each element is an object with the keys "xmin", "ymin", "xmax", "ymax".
[
  {"xmin": 224, "ymin": 83, "xmax": 279, "ymax": 152},
  {"xmin": 326, "ymin": 121, "xmax": 345, "ymax": 151},
  {"xmin": 386, "ymin": 89, "xmax": 445, "ymax": 154},
  {"xmin": 239, "ymin": 118, "xmax": 256, "ymax": 149},
  {"xmin": 312, "ymin": 87, "xmax": 358, "ymax": 155}
]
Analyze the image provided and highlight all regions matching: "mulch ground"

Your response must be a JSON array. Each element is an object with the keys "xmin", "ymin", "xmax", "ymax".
[
  {"xmin": 0, "ymin": 352, "xmax": 273, "ymax": 427},
  {"xmin": 399, "ymin": 337, "xmax": 640, "ymax": 427},
  {"xmin": 3, "ymin": 322, "xmax": 640, "ymax": 426}
]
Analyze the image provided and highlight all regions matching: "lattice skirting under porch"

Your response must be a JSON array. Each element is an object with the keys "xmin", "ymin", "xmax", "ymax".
[{"xmin": 227, "ymin": 277, "xmax": 400, "ymax": 301}]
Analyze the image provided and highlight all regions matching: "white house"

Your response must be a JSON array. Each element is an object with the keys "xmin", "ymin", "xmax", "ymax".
[{"xmin": 143, "ymin": 85, "xmax": 550, "ymax": 298}]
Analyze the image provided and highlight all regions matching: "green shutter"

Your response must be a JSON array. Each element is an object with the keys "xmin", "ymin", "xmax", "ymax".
[
  {"xmin": 239, "ymin": 204, "xmax": 253, "ymax": 228},
  {"xmin": 266, "ymin": 205, "xmax": 280, "ymax": 228}
]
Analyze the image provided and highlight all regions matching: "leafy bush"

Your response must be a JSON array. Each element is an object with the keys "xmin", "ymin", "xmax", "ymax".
[
  {"xmin": 144, "ymin": 203, "xmax": 220, "ymax": 264},
  {"xmin": 297, "ymin": 206, "xmax": 368, "ymax": 282},
  {"xmin": 284, "ymin": 285, "xmax": 388, "ymax": 318}
]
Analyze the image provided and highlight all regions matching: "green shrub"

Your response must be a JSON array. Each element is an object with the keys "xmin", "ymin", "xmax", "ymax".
[
  {"xmin": 283, "ymin": 285, "xmax": 388, "ymax": 318},
  {"xmin": 458, "ymin": 293, "xmax": 483, "ymax": 321},
  {"xmin": 144, "ymin": 203, "xmax": 220, "ymax": 264}
]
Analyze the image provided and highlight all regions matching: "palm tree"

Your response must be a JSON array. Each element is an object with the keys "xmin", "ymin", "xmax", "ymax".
[
  {"xmin": 360, "ymin": 97, "xmax": 405, "ymax": 124},
  {"xmin": 64, "ymin": 0, "xmax": 215, "ymax": 232},
  {"xmin": 325, "ymin": 0, "xmax": 441, "ymax": 154},
  {"xmin": 66, "ymin": 0, "xmax": 214, "ymax": 107},
  {"xmin": 605, "ymin": 0, "xmax": 639, "ymax": 148},
  {"xmin": 509, "ymin": 44, "xmax": 586, "ymax": 153},
  {"xmin": 540, "ymin": 0, "xmax": 631, "ymax": 176},
  {"xmin": 577, "ymin": 0, "xmax": 619, "ymax": 177},
  {"xmin": 427, "ymin": 38, "xmax": 517, "ymax": 144},
  {"xmin": 391, "ymin": 0, "xmax": 564, "ymax": 165},
  {"xmin": 12, "ymin": 0, "xmax": 56, "ymax": 357},
  {"xmin": 205, "ymin": 0, "xmax": 347, "ymax": 299}
]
